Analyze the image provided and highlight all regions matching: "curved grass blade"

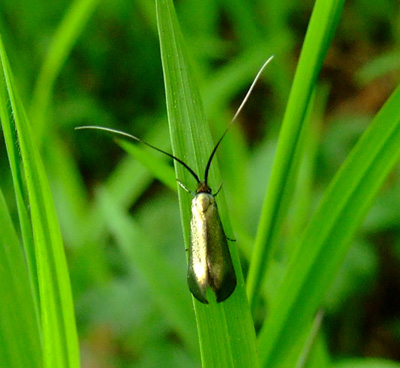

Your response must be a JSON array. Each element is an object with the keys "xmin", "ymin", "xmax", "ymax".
[
  {"xmin": 30, "ymin": 0, "xmax": 100, "ymax": 141},
  {"xmin": 0, "ymin": 38, "xmax": 80, "ymax": 368},
  {"xmin": 0, "ymin": 46, "xmax": 39, "ymax": 310},
  {"xmin": 246, "ymin": 0, "xmax": 346, "ymax": 309},
  {"xmin": 258, "ymin": 84, "xmax": 400, "ymax": 367},
  {"xmin": 156, "ymin": 0, "xmax": 259, "ymax": 366}
]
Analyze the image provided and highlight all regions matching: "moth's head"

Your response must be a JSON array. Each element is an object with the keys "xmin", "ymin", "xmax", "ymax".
[{"xmin": 196, "ymin": 181, "xmax": 212, "ymax": 194}]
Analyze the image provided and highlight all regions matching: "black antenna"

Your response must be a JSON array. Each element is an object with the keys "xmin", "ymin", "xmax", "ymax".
[
  {"xmin": 203, "ymin": 56, "xmax": 274, "ymax": 185},
  {"xmin": 75, "ymin": 125, "xmax": 201, "ymax": 183}
]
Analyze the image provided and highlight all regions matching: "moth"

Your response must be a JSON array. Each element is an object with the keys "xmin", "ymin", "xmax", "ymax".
[{"xmin": 77, "ymin": 56, "xmax": 273, "ymax": 303}]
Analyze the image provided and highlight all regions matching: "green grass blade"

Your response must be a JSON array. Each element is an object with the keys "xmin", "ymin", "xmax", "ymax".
[
  {"xmin": 156, "ymin": 0, "xmax": 259, "ymax": 366},
  {"xmin": 0, "ymin": 43, "xmax": 39, "ymax": 310},
  {"xmin": 0, "ymin": 38, "xmax": 80, "ymax": 368},
  {"xmin": 246, "ymin": 0, "xmax": 346, "ymax": 308},
  {"xmin": 44, "ymin": 133, "xmax": 90, "ymax": 247},
  {"xmin": 0, "ymin": 189, "xmax": 42, "ymax": 368},
  {"xmin": 30, "ymin": 0, "xmax": 100, "ymax": 140},
  {"xmin": 258, "ymin": 84, "xmax": 400, "ymax": 367}
]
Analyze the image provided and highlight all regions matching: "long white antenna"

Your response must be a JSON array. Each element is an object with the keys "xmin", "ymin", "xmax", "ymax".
[
  {"xmin": 204, "ymin": 55, "xmax": 274, "ymax": 183},
  {"xmin": 231, "ymin": 55, "xmax": 274, "ymax": 123},
  {"xmin": 76, "ymin": 56, "xmax": 275, "ymax": 186}
]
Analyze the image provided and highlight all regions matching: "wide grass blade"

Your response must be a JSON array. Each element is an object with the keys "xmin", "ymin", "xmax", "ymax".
[
  {"xmin": 156, "ymin": 0, "xmax": 259, "ymax": 366},
  {"xmin": 246, "ymin": 0, "xmax": 346, "ymax": 308},
  {"xmin": 0, "ymin": 38, "xmax": 80, "ymax": 368},
  {"xmin": 258, "ymin": 84, "xmax": 400, "ymax": 367}
]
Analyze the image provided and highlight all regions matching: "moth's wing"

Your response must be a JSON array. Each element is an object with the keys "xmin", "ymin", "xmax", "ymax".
[
  {"xmin": 187, "ymin": 207, "xmax": 209, "ymax": 304},
  {"xmin": 206, "ymin": 203, "xmax": 237, "ymax": 303}
]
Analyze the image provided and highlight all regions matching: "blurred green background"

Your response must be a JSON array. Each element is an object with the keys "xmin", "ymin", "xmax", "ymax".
[{"xmin": 1, "ymin": 0, "xmax": 400, "ymax": 367}]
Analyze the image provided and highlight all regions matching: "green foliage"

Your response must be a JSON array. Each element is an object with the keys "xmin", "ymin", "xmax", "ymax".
[
  {"xmin": 0, "ymin": 37, "xmax": 79, "ymax": 367},
  {"xmin": 1, "ymin": 0, "xmax": 400, "ymax": 367}
]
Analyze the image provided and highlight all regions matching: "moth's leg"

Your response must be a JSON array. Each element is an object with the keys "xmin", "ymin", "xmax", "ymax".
[
  {"xmin": 214, "ymin": 184, "xmax": 235, "ymax": 241},
  {"xmin": 221, "ymin": 221, "xmax": 236, "ymax": 242},
  {"xmin": 213, "ymin": 183, "xmax": 223, "ymax": 197},
  {"xmin": 176, "ymin": 179, "xmax": 195, "ymax": 196}
]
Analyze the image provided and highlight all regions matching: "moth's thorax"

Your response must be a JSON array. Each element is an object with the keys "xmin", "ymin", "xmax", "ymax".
[{"xmin": 192, "ymin": 192, "xmax": 215, "ymax": 213}]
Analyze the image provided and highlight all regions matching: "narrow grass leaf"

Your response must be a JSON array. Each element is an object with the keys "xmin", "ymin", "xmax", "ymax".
[
  {"xmin": 0, "ymin": 189, "xmax": 42, "ymax": 368},
  {"xmin": 30, "ymin": 0, "xmax": 100, "ymax": 141},
  {"xmin": 0, "ymin": 42, "xmax": 39, "ymax": 309},
  {"xmin": 156, "ymin": 0, "xmax": 259, "ymax": 366},
  {"xmin": 246, "ymin": 0, "xmax": 346, "ymax": 308},
  {"xmin": 258, "ymin": 84, "xmax": 400, "ymax": 367},
  {"xmin": 45, "ymin": 133, "xmax": 90, "ymax": 248},
  {"xmin": 0, "ymin": 39, "xmax": 80, "ymax": 368}
]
